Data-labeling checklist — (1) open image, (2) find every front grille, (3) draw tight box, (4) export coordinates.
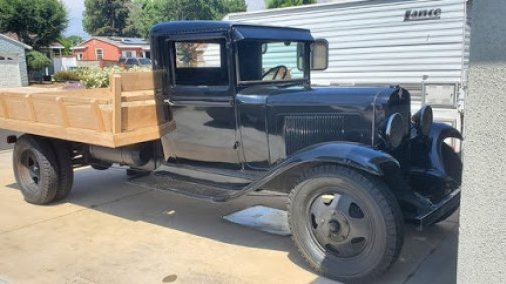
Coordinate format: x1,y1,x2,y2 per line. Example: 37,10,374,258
283,114,345,155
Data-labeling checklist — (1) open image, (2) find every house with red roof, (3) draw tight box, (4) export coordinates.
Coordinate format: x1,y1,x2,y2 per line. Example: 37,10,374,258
72,36,150,62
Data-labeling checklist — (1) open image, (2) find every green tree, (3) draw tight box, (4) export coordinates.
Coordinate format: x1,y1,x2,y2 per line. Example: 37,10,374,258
58,38,72,56
124,0,159,38
66,35,83,46
175,42,200,67
0,0,68,49
83,0,133,36
265,0,316,9
57,35,82,56
214,0,247,18
126,0,247,38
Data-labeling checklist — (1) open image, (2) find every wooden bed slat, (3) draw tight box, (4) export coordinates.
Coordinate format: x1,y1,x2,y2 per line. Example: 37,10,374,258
0,71,170,148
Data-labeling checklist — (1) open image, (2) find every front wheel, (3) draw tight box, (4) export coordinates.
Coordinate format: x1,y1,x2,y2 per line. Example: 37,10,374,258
288,165,404,283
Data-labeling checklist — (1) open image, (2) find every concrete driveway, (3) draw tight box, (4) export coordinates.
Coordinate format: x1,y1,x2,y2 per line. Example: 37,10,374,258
0,149,459,284
0,130,17,151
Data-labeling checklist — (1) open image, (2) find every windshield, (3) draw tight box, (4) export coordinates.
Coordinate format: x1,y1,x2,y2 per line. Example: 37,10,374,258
237,40,306,84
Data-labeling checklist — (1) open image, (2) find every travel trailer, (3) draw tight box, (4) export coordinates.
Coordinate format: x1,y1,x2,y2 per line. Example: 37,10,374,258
226,0,471,137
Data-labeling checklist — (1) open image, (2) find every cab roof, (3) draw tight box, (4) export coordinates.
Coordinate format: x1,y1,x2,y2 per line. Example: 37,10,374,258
150,21,314,42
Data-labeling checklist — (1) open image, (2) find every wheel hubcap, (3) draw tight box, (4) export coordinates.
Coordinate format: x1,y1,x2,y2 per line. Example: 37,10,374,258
309,192,371,258
21,151,41,185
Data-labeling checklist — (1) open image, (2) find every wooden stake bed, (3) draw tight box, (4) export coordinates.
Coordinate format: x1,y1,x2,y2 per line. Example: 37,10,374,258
0,72,173,148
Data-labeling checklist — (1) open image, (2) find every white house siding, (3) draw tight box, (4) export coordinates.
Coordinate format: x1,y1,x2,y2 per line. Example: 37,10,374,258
0,37,29,87
227,0,469,133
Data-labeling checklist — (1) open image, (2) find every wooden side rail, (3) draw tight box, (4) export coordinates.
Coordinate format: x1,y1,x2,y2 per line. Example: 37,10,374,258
0,71,169,148
111,74,122,134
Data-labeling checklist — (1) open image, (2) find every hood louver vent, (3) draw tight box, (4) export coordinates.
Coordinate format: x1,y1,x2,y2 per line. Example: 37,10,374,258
284,114,345,155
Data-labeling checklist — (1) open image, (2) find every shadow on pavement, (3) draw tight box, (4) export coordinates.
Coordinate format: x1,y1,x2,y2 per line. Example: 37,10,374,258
7,166,459,284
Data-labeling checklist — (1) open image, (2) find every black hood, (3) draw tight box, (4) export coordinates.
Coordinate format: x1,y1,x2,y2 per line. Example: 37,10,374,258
236,85,411,164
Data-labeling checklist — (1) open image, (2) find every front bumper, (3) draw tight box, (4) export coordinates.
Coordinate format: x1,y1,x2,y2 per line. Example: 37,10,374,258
411,187,461,230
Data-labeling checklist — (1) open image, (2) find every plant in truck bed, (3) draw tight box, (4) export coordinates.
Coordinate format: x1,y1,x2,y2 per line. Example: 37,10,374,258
77,66,151,89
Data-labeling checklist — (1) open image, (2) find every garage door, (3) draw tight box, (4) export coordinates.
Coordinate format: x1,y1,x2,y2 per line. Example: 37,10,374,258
0,54,21,88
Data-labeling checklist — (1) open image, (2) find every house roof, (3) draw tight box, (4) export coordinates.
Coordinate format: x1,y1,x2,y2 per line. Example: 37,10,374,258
48,42,64,49
73,36,149,50
0,34,32,50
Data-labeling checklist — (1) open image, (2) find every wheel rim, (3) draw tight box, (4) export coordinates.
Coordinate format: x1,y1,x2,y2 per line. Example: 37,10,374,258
308,189,372,258
19,150,41,185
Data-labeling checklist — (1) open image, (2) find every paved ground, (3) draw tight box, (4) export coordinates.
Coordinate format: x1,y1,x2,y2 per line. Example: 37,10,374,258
0,149,459,284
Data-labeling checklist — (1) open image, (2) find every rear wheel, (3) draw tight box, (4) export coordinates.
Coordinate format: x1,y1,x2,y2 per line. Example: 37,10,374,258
51,140,74,201
288,165,403,283
13,135,59,205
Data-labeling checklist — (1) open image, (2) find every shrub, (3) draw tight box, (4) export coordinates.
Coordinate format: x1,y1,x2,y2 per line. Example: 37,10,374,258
26,51,51,71
53,71,80,82
77,66,151,89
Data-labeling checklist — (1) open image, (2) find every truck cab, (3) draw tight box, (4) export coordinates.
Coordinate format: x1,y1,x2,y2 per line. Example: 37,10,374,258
8,21,462,282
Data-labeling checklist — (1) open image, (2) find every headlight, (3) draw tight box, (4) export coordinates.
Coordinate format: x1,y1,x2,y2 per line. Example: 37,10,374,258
412,106,433,136
385,113,404,148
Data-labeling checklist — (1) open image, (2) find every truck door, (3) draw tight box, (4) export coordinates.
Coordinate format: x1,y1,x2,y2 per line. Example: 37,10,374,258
162,38,240,168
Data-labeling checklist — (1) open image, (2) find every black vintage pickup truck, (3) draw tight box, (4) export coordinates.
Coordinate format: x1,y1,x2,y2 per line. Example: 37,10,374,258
7,21,462,282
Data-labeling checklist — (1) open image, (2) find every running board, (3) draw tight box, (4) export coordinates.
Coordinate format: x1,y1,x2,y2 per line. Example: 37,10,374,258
128,170,250,202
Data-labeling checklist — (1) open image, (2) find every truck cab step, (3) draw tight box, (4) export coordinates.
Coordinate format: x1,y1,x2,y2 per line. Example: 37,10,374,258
127,169,250,202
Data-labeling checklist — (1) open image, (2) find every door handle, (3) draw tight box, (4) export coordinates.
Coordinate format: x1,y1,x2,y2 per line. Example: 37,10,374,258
163,99,175,106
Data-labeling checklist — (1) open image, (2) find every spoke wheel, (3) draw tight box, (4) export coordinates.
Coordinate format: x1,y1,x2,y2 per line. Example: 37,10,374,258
288,165,403,283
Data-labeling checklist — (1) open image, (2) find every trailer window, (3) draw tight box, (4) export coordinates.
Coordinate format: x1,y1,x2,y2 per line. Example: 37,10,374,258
171,40,228,86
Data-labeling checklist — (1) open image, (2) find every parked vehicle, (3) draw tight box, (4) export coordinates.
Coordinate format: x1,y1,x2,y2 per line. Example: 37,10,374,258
118,57,152,68
1,21,462,282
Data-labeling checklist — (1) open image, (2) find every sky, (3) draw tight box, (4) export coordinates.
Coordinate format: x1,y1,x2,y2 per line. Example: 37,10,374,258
61,0,267,38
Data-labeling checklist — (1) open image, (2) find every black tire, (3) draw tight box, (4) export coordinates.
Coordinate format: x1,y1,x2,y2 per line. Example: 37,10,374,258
51,140,74,201
288,165,404,283
433,143,462,224
441,143,462,185
13,135,59,205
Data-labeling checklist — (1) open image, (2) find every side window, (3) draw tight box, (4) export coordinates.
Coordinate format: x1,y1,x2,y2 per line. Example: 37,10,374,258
126,58,136,65
0,55,14,61
95,48,104,60
172,40,228,86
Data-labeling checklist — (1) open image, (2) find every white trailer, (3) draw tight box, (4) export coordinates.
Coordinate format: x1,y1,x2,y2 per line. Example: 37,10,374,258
226,0,471,133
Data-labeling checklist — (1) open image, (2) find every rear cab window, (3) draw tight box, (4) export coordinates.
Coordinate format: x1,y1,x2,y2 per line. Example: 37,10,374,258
170,40,229,86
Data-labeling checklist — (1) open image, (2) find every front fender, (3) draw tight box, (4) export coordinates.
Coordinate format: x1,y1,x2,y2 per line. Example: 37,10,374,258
428,123,463,174
408,122,463,203
223,142,400,201
273,142,399,176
